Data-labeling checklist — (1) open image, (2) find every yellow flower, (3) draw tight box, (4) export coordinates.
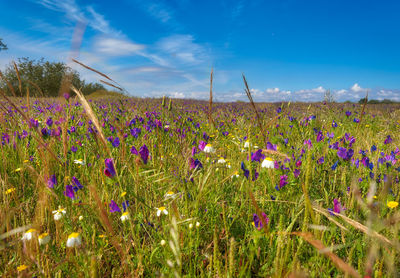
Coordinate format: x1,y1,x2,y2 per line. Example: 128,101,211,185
17,265,28,272
23,160,29,163
121,191,127,197
15,168,21,172
5,188,15,195
99,234,106,238
387,201,399,209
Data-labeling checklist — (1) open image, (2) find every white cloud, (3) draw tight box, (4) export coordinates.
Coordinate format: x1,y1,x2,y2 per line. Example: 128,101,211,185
169,92,185,98
95,37,145,56
266,87,280,94
351,83,364,92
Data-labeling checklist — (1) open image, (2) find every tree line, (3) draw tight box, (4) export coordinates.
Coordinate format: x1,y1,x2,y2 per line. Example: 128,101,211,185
0,56,105,97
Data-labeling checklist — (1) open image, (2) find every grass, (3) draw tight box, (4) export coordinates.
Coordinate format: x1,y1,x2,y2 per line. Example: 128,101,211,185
0,91,399,277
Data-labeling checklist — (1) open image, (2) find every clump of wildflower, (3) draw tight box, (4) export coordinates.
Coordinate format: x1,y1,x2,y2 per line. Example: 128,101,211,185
139,144,150,164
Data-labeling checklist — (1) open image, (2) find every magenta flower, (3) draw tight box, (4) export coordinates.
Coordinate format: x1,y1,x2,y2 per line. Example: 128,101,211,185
47,174,57,188
109,200,121,213
63,185,75,199
104,158,116,178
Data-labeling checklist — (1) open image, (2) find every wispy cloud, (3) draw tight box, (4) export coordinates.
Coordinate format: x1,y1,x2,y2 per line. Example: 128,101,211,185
94,37,145,56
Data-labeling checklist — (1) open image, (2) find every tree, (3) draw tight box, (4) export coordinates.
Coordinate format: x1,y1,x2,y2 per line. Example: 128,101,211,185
0,57,104,97
0,38,7,51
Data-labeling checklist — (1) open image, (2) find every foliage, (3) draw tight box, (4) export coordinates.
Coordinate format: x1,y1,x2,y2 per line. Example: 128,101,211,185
0,57,104,97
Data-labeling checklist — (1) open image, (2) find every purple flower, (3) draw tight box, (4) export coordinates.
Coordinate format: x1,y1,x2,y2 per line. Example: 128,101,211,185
47,174,57,188
294,169,301,178
331,160,339,170
71,146,78,152
63,92,70,100
72,176,83,190
253,212,269,230
130,128,141,138
64,185,75,199
384,135,393,145
104,158,116,177
337,147,353,160
122,200,129,212
139,144,149,164
279,175,288,188
345,111,351,117
109,200,121,213
112,137,120,148
316,131,324,142
332,121,338,127
130,146,138,155
198,141,207,151
191,146,198,156
353,118,360,123
251,149,265,162
46,117,53,127
266,142,277,151
189,158,203,170
241,162,249,179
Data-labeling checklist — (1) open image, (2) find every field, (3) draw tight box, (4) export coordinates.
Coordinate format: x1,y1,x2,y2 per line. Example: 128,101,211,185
1,93,400,277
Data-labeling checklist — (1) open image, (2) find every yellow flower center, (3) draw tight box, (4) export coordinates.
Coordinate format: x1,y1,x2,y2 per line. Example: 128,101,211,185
39,233,49,239
158,207,166,211
26,229,37,234
68,232,80,239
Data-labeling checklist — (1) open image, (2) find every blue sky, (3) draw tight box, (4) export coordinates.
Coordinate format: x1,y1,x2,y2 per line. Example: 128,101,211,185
1,0,400,102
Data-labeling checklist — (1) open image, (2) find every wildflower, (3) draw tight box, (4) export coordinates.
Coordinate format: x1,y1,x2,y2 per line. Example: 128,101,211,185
120,212,130,222
387,201,399,209
66,232,81,248
47,174,57,188
73,159,85,165
232,171,240,178
121,191,127,197
15,168,21,172
38,233,51,245
130,146,138,155
333,199,343,213
217,157,226,164
345,111,351,117
251,149,265,162
252,212,269,230
337,147,354,160
139,144,150,164
109,200,121,213
189,223,193,229
63,185,75,199
293,169,301,178
72,176,83,191
279,175,288,188
21,229,37,241
156,207,168,217
261,157,274,169
196,221,200,228
5,187,15,195
160,239,166,246
244,140,250,148
203,144,215,153
17,265,28,272
189,158,203,170
104,158,116,177
52,206,66,221
198,140,207,151
384,135,393,145
79,215,83,221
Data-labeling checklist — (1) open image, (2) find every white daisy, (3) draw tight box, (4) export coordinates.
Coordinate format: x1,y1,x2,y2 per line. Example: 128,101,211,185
52,206,66,221
66,232,81,248
120,212,130,222
203,144,215,153
244,140,250,148
21,229,37,241
38,233,51,245
261,158,275,169
156,207,168,217
73,159,85,165
217,157,226,164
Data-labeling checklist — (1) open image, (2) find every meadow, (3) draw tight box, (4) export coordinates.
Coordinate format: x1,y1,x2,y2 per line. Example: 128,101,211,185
0,90,399,277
